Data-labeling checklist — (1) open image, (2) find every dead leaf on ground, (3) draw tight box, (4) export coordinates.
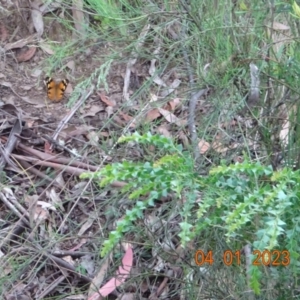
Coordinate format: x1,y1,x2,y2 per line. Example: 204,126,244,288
119,111,133,122
279,119,290,146
198,139,210,154
160,78,181,97
106,106,114,117
66,60,75,72
46,188,64,211
118,111,136,128
0,22,8,41
21,84,35,91
211,141,225,153
146,108,161,122
36,201,56,211
87,254,110,299
21,96,47,107
113,115,126,127
67,238,87,252
16,46,37,62
31,69,43,77
149,41,167,87
211,141,240,153
149,93,158,103
82,105,104,118
0,81,12,88
86,131,99,146
78,217,95,236
271,21,290,31
44,140,52,153
178,131,189,147
158,108,187,126
59,125,96,140
33,205,50,222
88,245,133,299
62,255,75,266
4,35,36,51
156,124,172,138
80,254,95,277
65,81,73,95
31,3,44,37
99,131,110,137
167,98,181,111
98,92,115,107
40,41,55,54
72,0,85,36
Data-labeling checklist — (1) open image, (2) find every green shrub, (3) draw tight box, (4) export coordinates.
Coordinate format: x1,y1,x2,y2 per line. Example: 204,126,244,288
81,132,300,294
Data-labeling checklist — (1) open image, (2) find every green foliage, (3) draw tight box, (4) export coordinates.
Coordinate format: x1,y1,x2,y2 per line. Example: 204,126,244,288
81,132,300,295
81,132,199,256
203,162,299,250
197,160,300,293
85,0,125,34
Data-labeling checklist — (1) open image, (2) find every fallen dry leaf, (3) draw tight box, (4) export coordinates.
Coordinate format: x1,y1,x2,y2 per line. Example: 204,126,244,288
178,130,189,147
0,22,8,42
98,92,115,107
168,97,181,111
119,111,133,122
33,205,49,222
21,96,47,107
99,131,110,137
40,42,55,54
31,4,44,36
31,68,43,77
4,35,36,51
21,84,34,91
66,60,75,72
82,105,104,118
36,201,56,211
44,140,52,153
160,78,181,97
86,131,99,146
211,141,225,153
158,108,187,126
149,42,167,87
88,246,133,299
146,108,161,122
271,21,290,31
78,217,95,236
157,124,172,138
106,106,114,117
62,255,75,266
46,188,64,211
198,139,210,154
80,254,95,277
211,141,240,154
16,46,36,62
88,255,110,299
67,238,87,252
113,115,126,127
65,81,73,95
72,0,85,36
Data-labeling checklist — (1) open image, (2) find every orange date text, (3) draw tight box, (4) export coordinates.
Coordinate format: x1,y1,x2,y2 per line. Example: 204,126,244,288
194,250,290,266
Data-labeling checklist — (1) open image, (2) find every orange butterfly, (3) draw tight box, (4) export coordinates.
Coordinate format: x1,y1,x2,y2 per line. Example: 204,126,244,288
44,77,69,102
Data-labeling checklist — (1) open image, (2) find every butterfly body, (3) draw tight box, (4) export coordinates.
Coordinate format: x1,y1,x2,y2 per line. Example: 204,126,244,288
44,77,69,102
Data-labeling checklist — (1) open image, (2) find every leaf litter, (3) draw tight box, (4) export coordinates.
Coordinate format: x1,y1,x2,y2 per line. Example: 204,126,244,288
0,1,285,299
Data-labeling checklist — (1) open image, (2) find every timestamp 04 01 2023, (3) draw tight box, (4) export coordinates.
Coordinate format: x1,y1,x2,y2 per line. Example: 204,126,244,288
194,250,290,267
